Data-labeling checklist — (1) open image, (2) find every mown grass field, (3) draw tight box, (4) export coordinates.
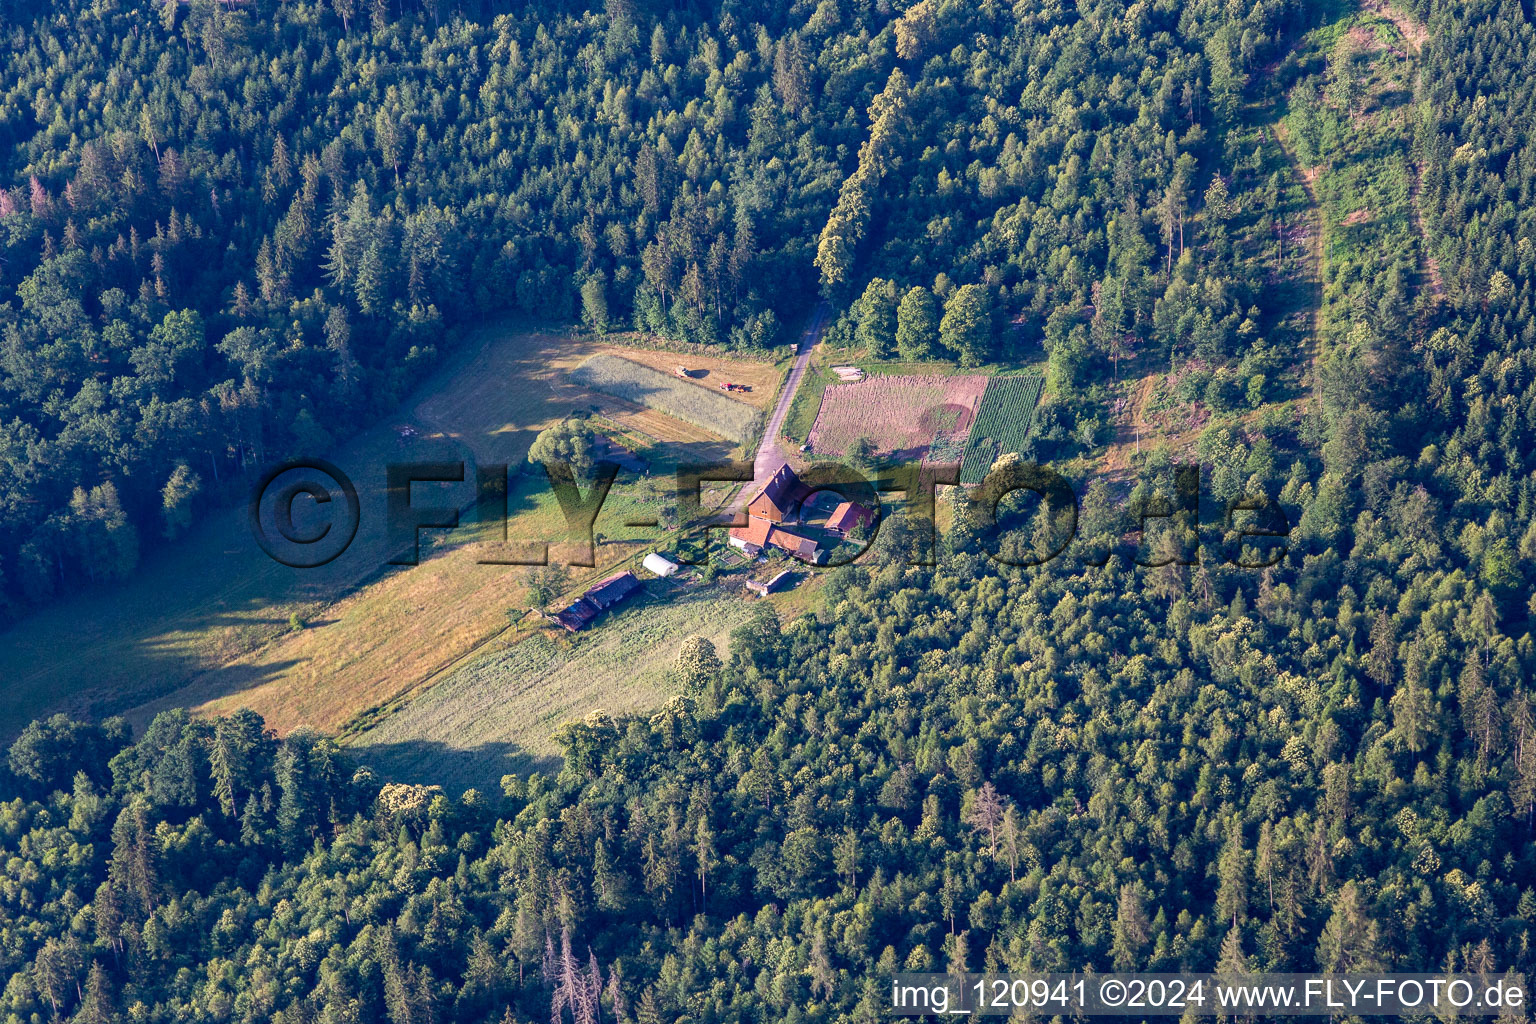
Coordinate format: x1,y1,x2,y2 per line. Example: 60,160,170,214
586,344,784,412
0,414,466,731
571,353,763,443
0,321,778,739
345,581,761,789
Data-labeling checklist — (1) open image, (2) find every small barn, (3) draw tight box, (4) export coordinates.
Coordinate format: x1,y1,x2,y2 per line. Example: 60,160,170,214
643,552,680,577
767,528,823,564
555,600,599,632
728,517,775,555
825,501,874,536
584,571,641,610
555,571,642,631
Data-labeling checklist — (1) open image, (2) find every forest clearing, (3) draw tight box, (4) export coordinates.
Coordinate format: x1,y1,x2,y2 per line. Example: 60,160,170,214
0,323,784,739
802,370,1051,482
5,0,1534,1018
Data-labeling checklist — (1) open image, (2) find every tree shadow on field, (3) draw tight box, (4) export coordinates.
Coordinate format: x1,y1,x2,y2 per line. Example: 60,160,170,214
118,657,307,732
346,737,561,795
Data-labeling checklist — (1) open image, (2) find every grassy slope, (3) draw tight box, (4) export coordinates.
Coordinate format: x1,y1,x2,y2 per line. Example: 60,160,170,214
0,322,777,736
344,580,762,790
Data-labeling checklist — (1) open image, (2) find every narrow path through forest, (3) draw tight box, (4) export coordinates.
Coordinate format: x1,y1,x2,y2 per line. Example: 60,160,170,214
1376,0,1446,307
1270,118,1326,395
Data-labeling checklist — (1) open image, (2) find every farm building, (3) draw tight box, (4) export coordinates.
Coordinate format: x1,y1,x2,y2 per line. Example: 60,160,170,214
555,571,643,631
732,464,823,562
585,571,641,610
746,464,806,524
770,530,822,563
825,501,874,536
642,552,680,577
727,517,775,555
728,520,823,563
554,601,599,632
746,569,793,597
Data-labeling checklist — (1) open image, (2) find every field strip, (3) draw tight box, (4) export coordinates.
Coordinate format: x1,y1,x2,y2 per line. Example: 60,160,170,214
572,353,761,442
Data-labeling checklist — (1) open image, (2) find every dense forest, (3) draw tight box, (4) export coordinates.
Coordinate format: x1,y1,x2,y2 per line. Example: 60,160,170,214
5,0,1536,1020
0,0,1310,611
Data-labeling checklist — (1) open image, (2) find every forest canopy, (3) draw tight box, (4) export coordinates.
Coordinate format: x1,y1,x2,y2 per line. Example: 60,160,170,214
2,0,1536,1021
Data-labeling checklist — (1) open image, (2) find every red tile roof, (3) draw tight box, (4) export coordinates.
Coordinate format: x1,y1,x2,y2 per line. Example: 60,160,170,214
826,501,873,534
768,527,821,562
729,517,775,550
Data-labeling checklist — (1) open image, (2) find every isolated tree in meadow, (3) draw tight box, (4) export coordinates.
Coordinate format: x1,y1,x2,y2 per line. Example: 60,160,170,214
895,286,939,361
528,564,572,609
529,419,598,477
676,635,721,690
847,435,876,469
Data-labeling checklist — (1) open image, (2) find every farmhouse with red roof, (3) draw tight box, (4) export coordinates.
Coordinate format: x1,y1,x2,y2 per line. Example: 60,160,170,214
731,465,824,563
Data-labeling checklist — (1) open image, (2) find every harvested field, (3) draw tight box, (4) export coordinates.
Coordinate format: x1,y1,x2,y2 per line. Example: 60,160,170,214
572,354,762,443
591,345,783,411
808,374,988,458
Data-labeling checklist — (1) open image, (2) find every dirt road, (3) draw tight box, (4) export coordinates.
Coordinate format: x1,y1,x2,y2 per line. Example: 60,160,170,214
746,301,828,495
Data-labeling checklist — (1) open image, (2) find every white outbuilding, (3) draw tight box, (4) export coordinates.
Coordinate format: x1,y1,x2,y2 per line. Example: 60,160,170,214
642,552,680,577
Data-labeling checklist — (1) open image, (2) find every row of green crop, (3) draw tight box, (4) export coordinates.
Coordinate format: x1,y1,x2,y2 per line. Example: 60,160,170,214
958,375,1044,483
